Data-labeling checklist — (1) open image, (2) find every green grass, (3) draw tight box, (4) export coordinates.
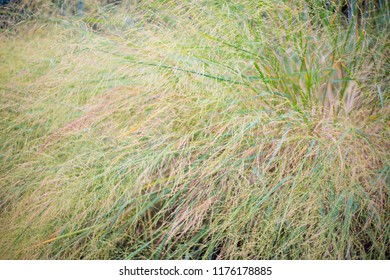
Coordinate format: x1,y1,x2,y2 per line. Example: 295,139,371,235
0,0,389,259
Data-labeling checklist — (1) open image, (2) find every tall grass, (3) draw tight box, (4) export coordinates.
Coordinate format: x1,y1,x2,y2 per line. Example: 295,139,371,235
0,0,388,259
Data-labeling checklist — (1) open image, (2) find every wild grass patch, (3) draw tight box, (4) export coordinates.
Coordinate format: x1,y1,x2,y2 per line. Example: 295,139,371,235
0,0,388,259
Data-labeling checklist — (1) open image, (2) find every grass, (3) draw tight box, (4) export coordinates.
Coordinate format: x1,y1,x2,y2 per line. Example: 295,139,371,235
0,0,389,259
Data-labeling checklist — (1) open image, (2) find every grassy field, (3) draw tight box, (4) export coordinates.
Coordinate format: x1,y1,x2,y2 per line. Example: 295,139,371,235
0,0,389,259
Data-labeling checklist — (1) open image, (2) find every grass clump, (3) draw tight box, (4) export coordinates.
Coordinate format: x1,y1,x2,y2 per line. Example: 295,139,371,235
0,0,389,259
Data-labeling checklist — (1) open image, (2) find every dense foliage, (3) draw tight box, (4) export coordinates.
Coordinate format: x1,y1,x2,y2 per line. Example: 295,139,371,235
0,0,388,259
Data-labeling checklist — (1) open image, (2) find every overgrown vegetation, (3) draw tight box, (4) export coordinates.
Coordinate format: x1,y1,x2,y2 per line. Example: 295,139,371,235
0,0,389,259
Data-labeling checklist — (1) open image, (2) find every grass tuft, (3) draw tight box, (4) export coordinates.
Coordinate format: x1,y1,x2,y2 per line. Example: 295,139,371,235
0,0,389,259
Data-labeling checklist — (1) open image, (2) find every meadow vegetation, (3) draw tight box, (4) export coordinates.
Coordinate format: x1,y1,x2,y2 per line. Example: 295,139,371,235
0,0,389,259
